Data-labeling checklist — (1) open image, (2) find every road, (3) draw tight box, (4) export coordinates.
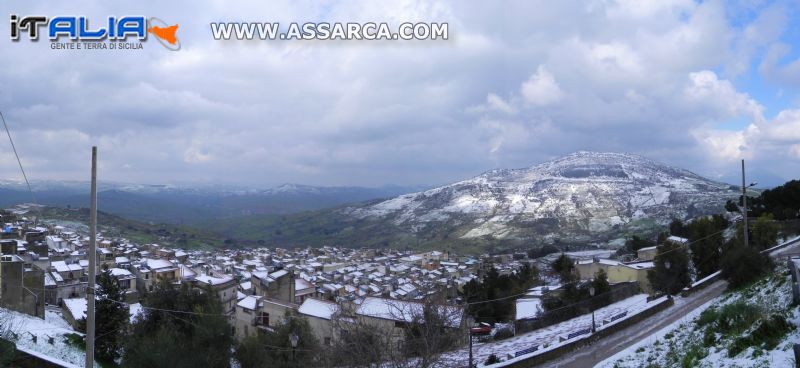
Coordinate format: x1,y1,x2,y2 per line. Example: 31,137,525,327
539,237,800,368
539,279,728,368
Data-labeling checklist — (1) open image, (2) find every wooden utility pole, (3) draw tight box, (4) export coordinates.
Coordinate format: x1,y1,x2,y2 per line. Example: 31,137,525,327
85,146,97,368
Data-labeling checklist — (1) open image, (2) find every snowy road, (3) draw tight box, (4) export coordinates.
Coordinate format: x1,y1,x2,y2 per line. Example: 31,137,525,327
535,279,728,368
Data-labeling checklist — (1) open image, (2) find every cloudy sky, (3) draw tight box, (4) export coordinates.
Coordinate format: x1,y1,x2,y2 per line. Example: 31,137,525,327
1,0,799,188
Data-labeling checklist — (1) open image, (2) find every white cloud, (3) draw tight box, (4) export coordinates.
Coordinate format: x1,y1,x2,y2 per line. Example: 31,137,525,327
0,0,797,187
520,65,564,106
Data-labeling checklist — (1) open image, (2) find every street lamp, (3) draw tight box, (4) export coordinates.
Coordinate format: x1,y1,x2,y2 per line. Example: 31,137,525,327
664,260,672,299
589,286,596,333
289,332,299,364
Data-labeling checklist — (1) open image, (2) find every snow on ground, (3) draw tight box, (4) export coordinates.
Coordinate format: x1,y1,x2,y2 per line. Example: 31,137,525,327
45,307,73,330
439,294,664,367
515,298,543,320
1,307,99,367
598,266,799,368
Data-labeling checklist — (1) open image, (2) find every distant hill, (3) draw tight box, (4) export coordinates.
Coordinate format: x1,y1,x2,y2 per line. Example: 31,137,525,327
0,180,426,224
205,152,743,252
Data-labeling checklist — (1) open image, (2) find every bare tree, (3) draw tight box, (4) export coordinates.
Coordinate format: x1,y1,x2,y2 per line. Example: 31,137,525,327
389,296,464,368
321,296,465,368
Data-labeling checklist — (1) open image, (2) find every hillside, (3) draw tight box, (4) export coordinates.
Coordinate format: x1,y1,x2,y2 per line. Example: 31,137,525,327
207,152,742,251
0,181,423,224
28,206,224,249
601,265,799,367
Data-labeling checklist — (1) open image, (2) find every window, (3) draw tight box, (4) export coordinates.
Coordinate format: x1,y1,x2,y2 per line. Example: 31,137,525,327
258,312,269,326
324,337,331,346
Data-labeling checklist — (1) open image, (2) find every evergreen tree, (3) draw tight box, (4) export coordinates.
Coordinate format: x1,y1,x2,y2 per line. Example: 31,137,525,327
94,267,130,364
590,269,611,308
751,213,779,250
687,217,724,279
647,241,690,295
122,281,233,368
551,253,576,284
721,242,773,289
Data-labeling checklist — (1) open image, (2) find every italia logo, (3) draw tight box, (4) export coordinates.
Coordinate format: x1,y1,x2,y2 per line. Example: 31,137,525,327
10,15,180,51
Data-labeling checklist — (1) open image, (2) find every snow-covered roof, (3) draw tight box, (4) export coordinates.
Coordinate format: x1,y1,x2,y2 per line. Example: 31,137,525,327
298,298,338,320
145,258,176,271
237,295,260,310
63,298,87,319
625,262,655,270
195,274,234,286
515,298,543,320
356,297,462,327
109,268,133,277
666,236,689,245
52,261,82,273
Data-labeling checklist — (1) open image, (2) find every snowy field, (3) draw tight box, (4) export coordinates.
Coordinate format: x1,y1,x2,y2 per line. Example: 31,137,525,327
1,307,98,367
598,266,800,368
438,294,667,367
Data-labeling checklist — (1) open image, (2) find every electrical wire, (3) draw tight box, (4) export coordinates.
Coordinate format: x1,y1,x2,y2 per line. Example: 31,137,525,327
0,111,41,224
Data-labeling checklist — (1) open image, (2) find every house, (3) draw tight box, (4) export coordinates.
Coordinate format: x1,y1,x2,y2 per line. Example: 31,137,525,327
109,268,138,302
193,274,238,314
298,298,338,346
233,295,299,340
134,258,179,293
252,269,295,303
294,278,316,304
354,297,465,346
637,246,657,261
575,258,655,293
0,254,45,318
46,260,87,305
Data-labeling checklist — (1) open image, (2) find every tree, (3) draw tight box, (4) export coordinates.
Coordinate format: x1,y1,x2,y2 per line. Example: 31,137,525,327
590,269,611,308
398,297,463,367
617,235,655,257
122,281,233,368
721,243,773,289
687,217,724,279
669,219,688,238
647,242,690,295
751,214,779,250
551,254,576,284
748,179,800,220
463,265,539,323
725,199,739,213
236,313,319,368
94,267,130,363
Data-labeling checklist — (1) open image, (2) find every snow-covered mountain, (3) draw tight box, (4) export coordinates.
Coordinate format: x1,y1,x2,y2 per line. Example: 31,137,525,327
343,152,741,244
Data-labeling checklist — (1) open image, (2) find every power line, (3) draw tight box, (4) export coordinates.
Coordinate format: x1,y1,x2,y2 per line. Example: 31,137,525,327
0,111,41,224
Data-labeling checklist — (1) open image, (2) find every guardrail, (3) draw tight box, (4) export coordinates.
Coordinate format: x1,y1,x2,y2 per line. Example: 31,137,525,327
498,297,673,368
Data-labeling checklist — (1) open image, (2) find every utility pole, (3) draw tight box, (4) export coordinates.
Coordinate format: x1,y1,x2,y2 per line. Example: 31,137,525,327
741,159,749,248
85,146,97,368
468,329,473,368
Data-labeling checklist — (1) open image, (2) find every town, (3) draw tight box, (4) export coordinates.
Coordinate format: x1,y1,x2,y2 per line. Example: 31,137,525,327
3,195,794,368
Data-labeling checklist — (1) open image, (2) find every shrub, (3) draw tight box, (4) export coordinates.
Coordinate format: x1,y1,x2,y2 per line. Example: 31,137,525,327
728,314,791,357
485,354,501,365
702,328,716,347
721,245,773,289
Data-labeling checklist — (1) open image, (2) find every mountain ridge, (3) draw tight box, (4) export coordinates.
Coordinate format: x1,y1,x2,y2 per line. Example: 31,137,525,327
208,152,742,251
